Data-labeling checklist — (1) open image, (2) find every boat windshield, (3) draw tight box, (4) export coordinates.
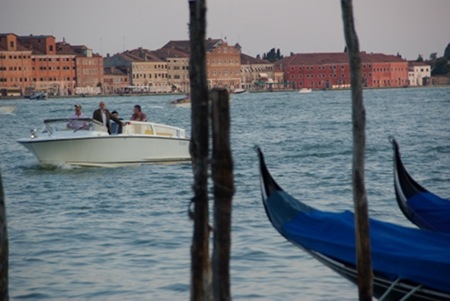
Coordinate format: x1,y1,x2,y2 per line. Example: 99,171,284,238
42,118,108,134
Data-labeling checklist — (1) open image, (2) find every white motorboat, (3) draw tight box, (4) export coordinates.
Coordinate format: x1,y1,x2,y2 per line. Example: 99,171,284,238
298,88,312,93
17,118,191,167
0,105,16,114
170,95,191,108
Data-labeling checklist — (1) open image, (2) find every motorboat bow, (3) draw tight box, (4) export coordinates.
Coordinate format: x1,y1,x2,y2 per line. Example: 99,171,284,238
17,118,191,167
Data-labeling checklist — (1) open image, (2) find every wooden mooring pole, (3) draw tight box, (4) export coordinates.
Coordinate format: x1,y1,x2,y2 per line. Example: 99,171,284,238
340,1,373,300
0,168,8,300
188,0,212,300
211,89,234,301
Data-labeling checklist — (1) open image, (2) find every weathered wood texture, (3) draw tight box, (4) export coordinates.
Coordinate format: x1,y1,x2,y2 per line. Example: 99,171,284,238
211,89,234,301
188,0,212,300
340,0,373,300
0,168,8,300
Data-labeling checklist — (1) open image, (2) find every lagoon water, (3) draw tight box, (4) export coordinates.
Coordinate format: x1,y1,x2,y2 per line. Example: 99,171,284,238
1,87,449,300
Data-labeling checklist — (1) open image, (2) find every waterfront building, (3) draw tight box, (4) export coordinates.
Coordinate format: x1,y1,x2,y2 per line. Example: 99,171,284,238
57,42,103,95
163,38,241,90
153,47,190,93
103,66,129,94
0,33,102,96
105,49,170,93
279,52,409,90
0,33,33,96
240,53,274,91
408,61,431,86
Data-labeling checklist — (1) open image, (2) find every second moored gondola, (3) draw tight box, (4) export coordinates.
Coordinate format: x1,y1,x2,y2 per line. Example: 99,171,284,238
390,137,450,233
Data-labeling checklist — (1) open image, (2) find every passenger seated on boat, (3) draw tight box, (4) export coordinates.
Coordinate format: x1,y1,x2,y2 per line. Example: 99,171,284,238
130,105,148,122
110,111,123,134
67,104,89,130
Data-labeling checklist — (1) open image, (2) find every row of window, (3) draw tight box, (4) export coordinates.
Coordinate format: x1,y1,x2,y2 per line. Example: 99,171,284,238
0,56,74,62
207,59,238,65
132,73,168,79
208,70,240,76
133,64,167,70
290,64,402,71
0,77,75,82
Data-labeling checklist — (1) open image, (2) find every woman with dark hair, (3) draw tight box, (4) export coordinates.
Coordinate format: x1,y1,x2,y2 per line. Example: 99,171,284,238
130,105,148,122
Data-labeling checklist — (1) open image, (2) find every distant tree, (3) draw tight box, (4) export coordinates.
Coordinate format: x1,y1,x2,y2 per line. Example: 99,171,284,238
344,46,348,53
396,52,402,58
256,54,261,60
416,54,424,62
290,52,294,56
431,57,450,76
444,43,450,60
267,48,276,62
429,52,438,61
259,48,284,62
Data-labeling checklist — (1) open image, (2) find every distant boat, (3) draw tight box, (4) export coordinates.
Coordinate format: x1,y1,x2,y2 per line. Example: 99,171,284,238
298,88,312,93
256,146,450,301
232,88,247,94
391,137,450,233
170,94,191,108
170,93,232,108
28,91,47,100
0,105,16,114
17,118,190,167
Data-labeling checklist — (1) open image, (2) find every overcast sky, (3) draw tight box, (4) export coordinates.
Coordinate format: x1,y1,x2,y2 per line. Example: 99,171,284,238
1,0,449,60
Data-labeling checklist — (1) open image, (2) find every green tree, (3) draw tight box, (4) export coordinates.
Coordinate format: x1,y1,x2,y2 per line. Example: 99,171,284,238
431,57,450,75
416,54,424,62
444,43,450,60
429,52,437,61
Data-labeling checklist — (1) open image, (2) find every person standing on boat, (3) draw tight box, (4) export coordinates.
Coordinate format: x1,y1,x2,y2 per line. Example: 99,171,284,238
110,110,123,134
67,103,88,129
130,105,148,122
93,101,124,134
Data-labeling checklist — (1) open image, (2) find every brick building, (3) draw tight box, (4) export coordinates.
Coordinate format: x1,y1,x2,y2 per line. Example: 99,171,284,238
57,43,104,95
18,35,76,96
163,38,241,90
0,33,33,96
1,33,104,96
280,52,409,90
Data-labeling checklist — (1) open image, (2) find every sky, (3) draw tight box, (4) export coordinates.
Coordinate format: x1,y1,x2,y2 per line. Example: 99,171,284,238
1,0,449,61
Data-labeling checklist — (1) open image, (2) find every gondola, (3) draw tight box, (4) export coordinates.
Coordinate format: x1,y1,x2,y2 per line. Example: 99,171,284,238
256,147,450,301
391,137,450,233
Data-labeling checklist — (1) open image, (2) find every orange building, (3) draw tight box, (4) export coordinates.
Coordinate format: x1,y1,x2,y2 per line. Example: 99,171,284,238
57,42,103,95
1,33,103,97
0,33,33,96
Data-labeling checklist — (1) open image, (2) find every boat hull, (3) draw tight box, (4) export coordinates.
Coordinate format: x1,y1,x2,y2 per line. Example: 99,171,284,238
18,135,191,167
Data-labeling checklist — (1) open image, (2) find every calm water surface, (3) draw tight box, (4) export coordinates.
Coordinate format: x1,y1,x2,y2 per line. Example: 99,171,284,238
1,87,449,300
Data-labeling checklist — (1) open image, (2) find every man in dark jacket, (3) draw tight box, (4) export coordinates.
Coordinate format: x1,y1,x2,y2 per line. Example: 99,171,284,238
92,101,124,134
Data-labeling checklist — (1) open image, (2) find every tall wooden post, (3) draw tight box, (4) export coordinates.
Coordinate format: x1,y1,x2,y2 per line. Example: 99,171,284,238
211,89,234,301
0,168,8,300
340,1,373,300
188,0,212,300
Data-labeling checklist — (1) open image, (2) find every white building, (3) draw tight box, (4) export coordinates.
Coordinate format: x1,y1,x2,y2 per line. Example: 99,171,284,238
408,62,431,86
